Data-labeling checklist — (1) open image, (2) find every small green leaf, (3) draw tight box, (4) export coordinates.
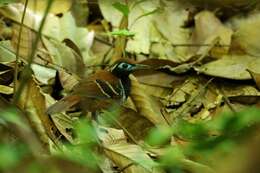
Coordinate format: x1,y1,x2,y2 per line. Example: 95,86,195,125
112,2,129,16
0,0,16,6
146,126,173,146
109,29,135,37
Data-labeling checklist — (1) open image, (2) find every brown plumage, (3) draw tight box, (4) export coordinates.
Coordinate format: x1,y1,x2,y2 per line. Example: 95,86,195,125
47,59,149,114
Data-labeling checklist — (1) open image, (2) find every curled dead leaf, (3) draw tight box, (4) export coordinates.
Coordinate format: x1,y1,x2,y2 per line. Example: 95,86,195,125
129,75,168,125
17,77,60,146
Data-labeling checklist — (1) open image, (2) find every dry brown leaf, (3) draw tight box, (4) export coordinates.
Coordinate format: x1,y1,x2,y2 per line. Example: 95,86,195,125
229,13,260,56
97,125,127,145
11,24,52,64
195,54,260,80
0,4,52,64
43,38,85,75
17,77,60,146
58,68,79,91
130,75,168,125
221,84,260,104
165,77,211,121
191,10,232,57
248,69,260,90
19,0,72,14
44,93,74,143
117,107,155,142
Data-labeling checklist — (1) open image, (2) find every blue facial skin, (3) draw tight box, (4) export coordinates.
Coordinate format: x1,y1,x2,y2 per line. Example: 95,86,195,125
111,62,136,78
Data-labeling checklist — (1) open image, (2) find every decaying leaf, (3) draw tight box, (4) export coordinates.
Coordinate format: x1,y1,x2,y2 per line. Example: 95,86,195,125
229,12,260,56
19,0,72,14
17,77,60,146
195,54,260,80
191,10,232,56
117,107,155,142
130,75,168,125
247,69,260,90
97,125,127,145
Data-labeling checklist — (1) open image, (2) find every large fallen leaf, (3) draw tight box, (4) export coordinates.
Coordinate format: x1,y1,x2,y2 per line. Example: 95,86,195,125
195,54,260,80
130,75,168,125
117,107,155,141
0,4,52,64
229,12,260,56
104,143,163,173
191,10,232,56
43,38,84,75
126,0,159,54
19,0,72,14
98,0,123,27
56,12,92,64
44,93,75,143
31,64,56,85
17,77,60,146
152,0,191,61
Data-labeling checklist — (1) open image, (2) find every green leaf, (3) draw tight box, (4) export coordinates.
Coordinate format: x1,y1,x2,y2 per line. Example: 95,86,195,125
109,29,135,37
112,2,129,16
0,144,27,170
0,0,15,6
146,126,173,146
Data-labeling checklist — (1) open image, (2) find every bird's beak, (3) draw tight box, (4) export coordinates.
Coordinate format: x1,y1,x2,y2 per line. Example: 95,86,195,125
132,64,151,71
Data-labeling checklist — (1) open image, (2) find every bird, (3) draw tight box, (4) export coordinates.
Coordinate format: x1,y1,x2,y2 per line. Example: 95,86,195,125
46,59,149,114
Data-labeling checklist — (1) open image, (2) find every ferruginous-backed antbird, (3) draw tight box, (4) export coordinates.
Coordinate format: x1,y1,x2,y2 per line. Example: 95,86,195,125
46,59,149,114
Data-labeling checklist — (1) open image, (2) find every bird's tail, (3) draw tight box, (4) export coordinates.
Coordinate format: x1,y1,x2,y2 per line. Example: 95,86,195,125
46,95,80,114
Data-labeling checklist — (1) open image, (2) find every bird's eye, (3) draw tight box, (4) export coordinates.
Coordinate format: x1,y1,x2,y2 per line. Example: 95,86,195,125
118,62,129,69
122,63,128,68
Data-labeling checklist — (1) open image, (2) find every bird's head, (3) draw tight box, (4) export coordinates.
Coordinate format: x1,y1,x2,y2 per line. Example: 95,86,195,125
111,59,150,78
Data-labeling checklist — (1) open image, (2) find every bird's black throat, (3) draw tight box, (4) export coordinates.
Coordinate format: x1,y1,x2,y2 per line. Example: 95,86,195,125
120,77,131,99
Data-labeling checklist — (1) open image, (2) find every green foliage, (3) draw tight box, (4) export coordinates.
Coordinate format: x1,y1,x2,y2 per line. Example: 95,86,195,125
160,147,185,165
109,29,135,37
0,0,16,6
0,143,27,170
145,107,260,171
61,120,100,170
112,2,129,17
0,108,29,131
146,125,173,146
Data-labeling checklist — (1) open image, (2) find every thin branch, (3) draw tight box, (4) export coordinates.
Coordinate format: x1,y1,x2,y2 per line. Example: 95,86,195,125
13,0,29,96
13,0,54,104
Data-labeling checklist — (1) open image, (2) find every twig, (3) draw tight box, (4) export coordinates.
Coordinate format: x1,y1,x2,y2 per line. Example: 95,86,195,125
218,87,237,113
13,0,29,96
13,0,54,104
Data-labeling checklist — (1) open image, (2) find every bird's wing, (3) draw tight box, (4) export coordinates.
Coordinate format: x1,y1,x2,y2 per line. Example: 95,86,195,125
46,95,80,114
73,70,124,100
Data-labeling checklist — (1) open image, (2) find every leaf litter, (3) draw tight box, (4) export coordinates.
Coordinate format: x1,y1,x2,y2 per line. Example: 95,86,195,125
0,0,260,173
